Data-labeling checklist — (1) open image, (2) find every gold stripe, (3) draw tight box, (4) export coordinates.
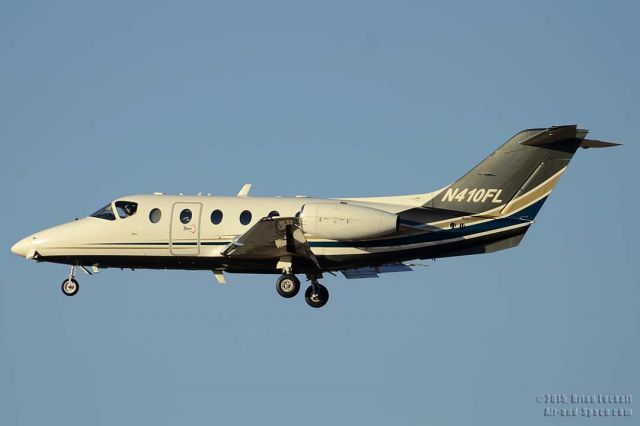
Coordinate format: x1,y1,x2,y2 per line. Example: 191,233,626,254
499,169,565,215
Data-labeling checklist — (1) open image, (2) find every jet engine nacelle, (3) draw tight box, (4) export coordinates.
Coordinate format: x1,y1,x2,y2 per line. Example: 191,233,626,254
300,203,399,240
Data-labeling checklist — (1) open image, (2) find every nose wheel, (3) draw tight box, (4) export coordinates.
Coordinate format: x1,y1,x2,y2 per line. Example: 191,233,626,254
62,278,79,296
61,265,80,296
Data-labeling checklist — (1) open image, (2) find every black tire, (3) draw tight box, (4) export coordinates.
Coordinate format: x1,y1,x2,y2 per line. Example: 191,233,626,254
304,283,329,308
276,274,300,298
61,278,79,296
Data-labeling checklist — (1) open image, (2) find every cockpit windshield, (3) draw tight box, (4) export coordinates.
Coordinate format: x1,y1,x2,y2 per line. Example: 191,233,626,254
90,204,116,221
90,201,138,221
115,201,138,219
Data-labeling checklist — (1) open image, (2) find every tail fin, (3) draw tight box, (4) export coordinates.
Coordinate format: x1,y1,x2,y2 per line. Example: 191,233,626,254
427,125,619,218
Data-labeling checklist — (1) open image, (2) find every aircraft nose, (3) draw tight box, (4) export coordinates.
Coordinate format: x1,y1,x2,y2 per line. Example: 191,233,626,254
11,237,31,257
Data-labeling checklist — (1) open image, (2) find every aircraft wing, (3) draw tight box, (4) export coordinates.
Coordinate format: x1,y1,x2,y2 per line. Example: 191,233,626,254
221,217,320,268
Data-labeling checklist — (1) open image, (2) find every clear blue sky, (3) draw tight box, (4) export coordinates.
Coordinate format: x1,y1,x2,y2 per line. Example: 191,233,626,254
1,1,638,424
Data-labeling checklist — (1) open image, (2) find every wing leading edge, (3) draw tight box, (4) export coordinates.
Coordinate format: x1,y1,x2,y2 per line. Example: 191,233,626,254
221,217,320,269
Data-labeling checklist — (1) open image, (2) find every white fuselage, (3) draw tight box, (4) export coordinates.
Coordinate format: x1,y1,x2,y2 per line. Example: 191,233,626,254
10,192,446,271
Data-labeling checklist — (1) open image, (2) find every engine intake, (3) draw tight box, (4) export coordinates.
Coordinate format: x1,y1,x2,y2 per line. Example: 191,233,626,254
300,203,399,241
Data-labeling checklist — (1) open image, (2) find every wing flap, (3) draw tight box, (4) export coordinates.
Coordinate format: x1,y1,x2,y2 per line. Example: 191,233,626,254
341,263,413,279
342,268,379,279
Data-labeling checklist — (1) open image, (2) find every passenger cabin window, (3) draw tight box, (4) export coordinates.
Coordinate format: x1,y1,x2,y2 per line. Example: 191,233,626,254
180,209,192,224
115,201,138,219
90,204,116,221
149,208,162,223
211,209,223,225
268,210,280,218
240,210,252,225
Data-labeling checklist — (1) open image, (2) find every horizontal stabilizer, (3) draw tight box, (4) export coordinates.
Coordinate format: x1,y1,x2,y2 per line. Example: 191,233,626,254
580,139,622,149
517,126,622,149
519,125,582,147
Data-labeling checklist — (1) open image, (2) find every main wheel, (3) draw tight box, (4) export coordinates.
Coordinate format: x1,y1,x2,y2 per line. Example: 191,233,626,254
62,278,79,296
276,274,300,298
304,283,329,308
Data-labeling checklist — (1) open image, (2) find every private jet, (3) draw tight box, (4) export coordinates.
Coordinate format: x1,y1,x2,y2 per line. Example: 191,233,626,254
11,125,619,308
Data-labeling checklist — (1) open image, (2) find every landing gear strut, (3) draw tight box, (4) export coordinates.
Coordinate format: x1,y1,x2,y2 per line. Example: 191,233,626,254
304,275,329,308
62,265,79,296
276,274,300,298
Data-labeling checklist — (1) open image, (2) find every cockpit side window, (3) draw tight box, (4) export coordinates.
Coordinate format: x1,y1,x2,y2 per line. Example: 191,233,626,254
115,201,138,219
90,204,116,221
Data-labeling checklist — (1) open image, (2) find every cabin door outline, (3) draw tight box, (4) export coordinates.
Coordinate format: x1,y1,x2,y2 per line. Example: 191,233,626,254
170,202,202,256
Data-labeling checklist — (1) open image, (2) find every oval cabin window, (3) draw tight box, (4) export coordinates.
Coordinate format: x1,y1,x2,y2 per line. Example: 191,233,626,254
149,208,162,223
211,209,223,225
180,209,192,224
239,210,252,225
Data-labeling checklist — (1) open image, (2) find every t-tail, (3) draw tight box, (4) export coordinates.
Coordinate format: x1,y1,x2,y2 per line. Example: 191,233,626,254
425,125,620,221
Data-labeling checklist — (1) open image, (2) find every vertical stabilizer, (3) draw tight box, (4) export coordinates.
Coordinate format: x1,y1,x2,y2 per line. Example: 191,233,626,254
426,125,588,217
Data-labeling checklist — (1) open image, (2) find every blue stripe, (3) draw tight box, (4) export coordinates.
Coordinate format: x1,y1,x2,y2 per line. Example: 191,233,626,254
309,197,546,248
90,197,547,249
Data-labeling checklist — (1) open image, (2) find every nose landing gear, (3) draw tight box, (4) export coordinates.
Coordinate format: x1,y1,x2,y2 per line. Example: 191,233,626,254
61,265,81,296
62,278,79,296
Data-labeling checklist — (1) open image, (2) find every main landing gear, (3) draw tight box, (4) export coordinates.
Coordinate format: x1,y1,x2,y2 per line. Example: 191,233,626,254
275,273,329,308
62,265,80,296
304,279,329,309
276,274,300,298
